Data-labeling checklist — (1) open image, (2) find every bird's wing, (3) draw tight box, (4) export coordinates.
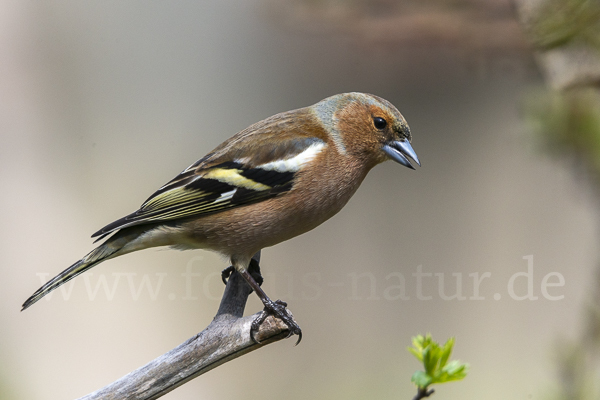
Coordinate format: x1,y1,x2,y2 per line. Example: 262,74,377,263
92,133,326,239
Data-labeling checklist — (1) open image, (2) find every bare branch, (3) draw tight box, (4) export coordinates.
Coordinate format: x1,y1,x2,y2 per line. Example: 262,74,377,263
264,0,529,52
78,254,292,400
412,387,435,400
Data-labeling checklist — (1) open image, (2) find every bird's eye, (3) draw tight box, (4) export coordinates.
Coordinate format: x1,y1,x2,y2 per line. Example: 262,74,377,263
373,117,387,130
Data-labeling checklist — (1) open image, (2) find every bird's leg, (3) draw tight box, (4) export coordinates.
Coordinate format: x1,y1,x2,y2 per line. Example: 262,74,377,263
222,253,264,285
238,265,302,345
246,257,264,286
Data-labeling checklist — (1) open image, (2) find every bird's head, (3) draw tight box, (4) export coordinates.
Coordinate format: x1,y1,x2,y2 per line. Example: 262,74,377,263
311,92,420,169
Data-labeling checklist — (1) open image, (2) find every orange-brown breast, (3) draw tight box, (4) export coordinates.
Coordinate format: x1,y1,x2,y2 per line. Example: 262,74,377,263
180,123,372,258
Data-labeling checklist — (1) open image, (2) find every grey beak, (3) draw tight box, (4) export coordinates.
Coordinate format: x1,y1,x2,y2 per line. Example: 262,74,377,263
383,140,421,169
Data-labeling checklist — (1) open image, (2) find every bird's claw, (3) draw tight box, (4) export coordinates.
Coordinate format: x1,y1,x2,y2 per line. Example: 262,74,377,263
250,299,302,345
221,266,235,285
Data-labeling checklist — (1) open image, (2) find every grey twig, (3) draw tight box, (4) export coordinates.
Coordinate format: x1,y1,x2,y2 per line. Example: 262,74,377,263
78,252,292,400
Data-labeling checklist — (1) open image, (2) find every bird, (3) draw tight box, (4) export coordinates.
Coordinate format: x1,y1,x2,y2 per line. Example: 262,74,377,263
21,92,420,343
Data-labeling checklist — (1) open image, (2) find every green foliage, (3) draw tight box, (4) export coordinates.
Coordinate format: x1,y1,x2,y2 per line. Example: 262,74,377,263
408,334,468,389
528,0,600,50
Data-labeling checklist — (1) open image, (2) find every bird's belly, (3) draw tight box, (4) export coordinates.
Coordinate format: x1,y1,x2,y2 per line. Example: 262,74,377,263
180,181,359,257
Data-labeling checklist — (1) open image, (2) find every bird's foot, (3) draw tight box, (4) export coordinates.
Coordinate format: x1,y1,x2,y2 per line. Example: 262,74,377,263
251,298,302,345
221,266,235,285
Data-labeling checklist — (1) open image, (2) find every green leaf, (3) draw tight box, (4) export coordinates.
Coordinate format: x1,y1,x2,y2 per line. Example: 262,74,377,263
407,334,469,388
408,334,429,362
441,361,469,381
411,370,432,388
407,346,423,362
422,345,438,376
438,337,454,369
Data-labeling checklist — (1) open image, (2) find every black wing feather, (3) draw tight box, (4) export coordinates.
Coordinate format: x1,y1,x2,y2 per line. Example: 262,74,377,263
92,163,297,237
91,136,324,238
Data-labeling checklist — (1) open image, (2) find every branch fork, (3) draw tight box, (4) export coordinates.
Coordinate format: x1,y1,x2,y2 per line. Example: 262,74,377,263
79,252,295,400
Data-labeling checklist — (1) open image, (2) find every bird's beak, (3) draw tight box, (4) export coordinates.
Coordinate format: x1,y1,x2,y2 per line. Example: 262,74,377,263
383,140,421,169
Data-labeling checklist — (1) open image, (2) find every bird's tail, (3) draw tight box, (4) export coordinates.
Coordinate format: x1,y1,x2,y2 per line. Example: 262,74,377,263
21,236,127,311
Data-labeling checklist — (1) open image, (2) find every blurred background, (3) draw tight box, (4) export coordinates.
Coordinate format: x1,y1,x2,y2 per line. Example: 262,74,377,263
2,0,600,399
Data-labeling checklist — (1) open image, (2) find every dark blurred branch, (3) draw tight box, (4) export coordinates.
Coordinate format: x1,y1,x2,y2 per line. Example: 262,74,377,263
264,0,529,52
412,387,435,400
77,252,292,400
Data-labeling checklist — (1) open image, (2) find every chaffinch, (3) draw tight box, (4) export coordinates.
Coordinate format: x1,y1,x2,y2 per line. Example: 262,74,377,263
22,92,420,342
